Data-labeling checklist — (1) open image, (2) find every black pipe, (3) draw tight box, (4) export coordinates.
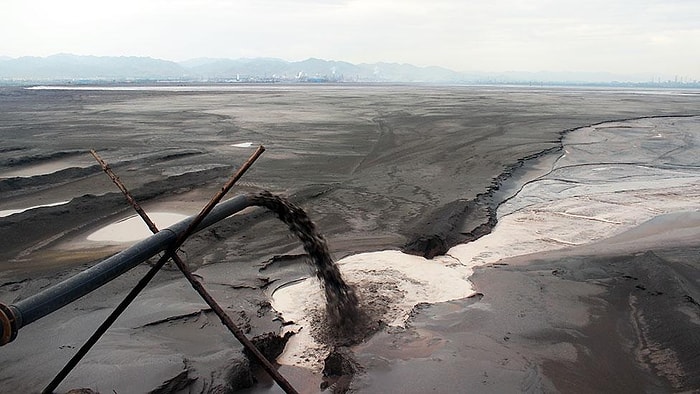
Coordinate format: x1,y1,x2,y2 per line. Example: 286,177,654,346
0,194,252,345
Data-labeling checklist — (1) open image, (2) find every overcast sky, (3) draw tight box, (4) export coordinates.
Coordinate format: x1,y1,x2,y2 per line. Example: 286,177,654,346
2,0,699,78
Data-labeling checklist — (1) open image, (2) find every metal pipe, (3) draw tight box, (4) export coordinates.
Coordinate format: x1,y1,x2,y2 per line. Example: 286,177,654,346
0,194,252,346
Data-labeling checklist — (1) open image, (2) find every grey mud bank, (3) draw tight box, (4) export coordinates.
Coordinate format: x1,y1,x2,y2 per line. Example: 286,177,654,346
0,85,698,392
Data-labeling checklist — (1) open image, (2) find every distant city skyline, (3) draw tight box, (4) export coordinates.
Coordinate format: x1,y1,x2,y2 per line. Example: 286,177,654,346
3,0,699,80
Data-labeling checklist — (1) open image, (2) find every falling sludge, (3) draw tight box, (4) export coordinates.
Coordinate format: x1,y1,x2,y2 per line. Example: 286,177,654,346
248,191,361,333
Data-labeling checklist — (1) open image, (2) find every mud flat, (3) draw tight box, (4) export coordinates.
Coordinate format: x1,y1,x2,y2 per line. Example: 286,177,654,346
0,85,699,392
313,115,700,393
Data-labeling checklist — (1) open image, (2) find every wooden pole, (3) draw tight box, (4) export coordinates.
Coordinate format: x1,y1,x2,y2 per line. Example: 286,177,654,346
45,147,298,394
89,150,159,234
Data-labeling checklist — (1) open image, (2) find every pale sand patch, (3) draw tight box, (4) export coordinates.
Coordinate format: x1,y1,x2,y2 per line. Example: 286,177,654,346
272,251,475,369
0,157,94,179
0,200,70,218
86,212,189,243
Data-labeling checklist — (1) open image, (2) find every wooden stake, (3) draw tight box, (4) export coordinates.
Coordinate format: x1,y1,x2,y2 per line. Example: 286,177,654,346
45,147,298,394
90,149,159,234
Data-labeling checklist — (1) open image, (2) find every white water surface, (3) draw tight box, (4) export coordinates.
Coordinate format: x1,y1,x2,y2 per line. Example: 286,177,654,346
87,212,189,243
231,142,254,148
0,201,71,218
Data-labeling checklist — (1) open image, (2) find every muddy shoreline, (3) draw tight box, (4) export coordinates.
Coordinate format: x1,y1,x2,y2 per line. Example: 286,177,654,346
1,85,699,392
404,113,700,259
341,115,700,392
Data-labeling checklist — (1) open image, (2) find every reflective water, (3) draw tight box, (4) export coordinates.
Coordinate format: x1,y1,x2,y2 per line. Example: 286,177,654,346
87,212,189,242
231,142,254,148
0,201,70,217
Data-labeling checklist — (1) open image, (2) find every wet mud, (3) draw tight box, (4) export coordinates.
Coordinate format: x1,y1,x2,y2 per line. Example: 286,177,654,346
1,85,699,392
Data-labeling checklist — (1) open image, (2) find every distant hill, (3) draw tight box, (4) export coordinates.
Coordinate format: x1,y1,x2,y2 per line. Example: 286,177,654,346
0,54,694,86
0,54,188,80
186,57,299,79
0,54,465,83
180,57,463,82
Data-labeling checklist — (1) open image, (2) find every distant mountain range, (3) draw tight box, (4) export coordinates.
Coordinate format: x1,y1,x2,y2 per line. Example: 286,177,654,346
0,54,186,81
0,54,466,83
0,53,695,86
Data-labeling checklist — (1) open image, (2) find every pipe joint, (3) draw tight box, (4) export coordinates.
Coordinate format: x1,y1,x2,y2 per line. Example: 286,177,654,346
0,303,20,346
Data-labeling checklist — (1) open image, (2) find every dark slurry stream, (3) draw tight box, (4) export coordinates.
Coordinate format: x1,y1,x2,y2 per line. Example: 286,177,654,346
249,191,361,333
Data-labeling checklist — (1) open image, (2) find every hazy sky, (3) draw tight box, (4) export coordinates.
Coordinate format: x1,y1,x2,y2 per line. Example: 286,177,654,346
2,0,699,78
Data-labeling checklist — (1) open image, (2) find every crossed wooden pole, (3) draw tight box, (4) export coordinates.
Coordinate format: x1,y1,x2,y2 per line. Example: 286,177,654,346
42,147,298,394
